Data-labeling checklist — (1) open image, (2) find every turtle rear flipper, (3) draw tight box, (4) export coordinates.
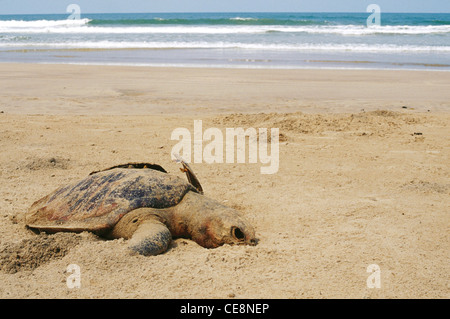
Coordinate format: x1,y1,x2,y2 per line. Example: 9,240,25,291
172,154,203,194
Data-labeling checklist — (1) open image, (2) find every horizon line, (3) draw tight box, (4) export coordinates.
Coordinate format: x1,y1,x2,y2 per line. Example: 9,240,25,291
1,11,449,15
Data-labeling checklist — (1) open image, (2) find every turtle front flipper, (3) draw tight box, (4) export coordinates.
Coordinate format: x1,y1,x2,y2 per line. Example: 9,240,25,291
128,220,171,256
107,208,172,256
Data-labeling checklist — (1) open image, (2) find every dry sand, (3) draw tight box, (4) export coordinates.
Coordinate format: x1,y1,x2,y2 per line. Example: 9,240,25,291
0,63,448,298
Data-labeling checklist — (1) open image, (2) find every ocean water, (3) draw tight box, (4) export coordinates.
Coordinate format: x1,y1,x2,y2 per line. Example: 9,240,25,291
0,12,449,70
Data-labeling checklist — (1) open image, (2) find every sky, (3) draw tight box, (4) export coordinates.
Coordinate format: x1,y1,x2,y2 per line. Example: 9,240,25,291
0,0,449,15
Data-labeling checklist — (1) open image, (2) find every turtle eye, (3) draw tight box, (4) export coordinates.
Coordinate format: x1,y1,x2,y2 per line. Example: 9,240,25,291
231,227,245,241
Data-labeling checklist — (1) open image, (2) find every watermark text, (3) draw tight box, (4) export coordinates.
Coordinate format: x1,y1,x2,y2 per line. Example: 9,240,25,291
171,120,279,174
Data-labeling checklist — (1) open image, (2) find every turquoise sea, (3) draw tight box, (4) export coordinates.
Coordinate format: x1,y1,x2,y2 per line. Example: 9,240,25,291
0,12,449,70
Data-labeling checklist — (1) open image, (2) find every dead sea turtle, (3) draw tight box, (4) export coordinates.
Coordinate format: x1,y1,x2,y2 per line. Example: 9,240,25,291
25,159,256,256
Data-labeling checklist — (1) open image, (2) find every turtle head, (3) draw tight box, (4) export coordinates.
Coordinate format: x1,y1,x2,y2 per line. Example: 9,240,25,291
198,209,257,248
175,192,257,248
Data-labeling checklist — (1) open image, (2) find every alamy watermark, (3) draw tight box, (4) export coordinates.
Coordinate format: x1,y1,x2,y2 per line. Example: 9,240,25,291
66,4,81,20
366,264,381,288
171,120,279,174
66,264,81,289
366,4,381,27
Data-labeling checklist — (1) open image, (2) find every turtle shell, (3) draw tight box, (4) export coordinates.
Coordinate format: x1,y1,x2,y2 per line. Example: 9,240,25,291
26,167,197,234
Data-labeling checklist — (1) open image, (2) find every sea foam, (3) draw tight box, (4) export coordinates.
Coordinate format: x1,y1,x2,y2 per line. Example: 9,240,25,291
1,19,449,35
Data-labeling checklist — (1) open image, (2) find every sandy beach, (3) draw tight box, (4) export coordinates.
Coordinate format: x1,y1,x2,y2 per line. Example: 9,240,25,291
0,63,449,298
